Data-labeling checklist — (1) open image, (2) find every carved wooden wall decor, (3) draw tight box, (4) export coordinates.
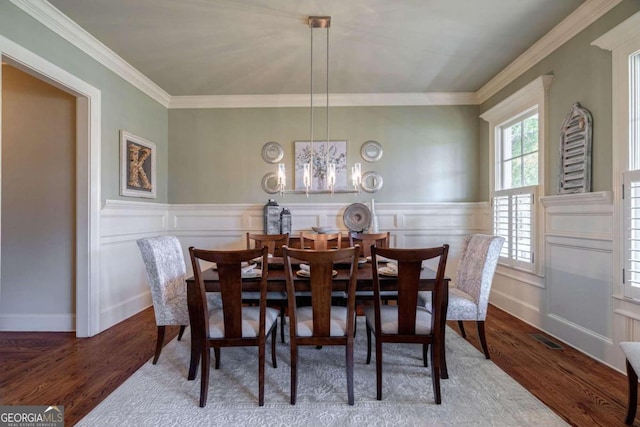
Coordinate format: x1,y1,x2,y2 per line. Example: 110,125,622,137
559,102,592,194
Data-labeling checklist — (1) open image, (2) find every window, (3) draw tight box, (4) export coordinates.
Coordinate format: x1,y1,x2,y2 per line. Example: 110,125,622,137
481,76,551,273
623,50,640,300
593,12,640,302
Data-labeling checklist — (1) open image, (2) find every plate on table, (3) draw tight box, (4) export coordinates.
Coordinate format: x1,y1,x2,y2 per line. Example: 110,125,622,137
366,255,393,263
242,270,262,279
358,258,367,265
378,266,398,277
296,269,338,277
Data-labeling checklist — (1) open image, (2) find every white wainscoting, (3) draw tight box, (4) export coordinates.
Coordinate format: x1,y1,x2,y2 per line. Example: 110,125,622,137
491,192,618,369
97,200,488,333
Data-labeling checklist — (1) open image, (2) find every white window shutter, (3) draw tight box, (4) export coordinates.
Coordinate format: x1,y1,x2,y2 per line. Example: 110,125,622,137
624,170,640,300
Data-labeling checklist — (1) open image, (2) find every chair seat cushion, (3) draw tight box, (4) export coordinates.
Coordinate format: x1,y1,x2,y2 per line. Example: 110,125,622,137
418,287,479,321
364,305,432,335
241,291,288,301
208,306,279,338
621,342,640,377
294,306,349,337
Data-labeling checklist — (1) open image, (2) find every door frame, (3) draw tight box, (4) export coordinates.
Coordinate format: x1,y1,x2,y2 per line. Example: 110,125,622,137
0,35,101,337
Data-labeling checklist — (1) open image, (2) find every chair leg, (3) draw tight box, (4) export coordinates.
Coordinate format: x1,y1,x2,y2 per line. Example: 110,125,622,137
458,320,466,338
177,325,187,341
626,359,638,425
477,321,490,359
290,344,298,405
271,322,278,369
431,338,442,404
199,346,210,407
366,322,372,365
423,343,429,367
346,341,354,405
153,326,166,365
214,347,221,369
375,337,383,400
259,333,266,406
188,343,200,380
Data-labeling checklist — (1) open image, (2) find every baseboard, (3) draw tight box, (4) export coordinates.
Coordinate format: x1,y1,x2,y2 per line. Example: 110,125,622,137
99,291,152,332
0,313,75,331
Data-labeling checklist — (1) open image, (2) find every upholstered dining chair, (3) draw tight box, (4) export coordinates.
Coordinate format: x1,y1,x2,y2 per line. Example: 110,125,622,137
300,231,342,250
419,234,504,360
365,245,449,403
245,232,289,343
188,246,278,407
282,245,360,405
620,342,640,424
136,235,190,365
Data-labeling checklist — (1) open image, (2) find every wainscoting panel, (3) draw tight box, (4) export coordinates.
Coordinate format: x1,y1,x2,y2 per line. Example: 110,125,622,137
96,200,488,333
537,192,616,367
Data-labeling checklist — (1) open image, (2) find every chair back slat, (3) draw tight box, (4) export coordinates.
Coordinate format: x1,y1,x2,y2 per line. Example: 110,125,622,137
349,231,390,258
300,231,342,250
247,233,289,256
283,246,359,338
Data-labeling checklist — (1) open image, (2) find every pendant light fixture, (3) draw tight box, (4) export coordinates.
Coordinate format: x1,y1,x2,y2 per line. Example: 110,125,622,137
276,16,361,196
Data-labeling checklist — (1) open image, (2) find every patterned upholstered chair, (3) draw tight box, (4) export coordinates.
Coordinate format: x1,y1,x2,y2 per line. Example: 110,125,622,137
137,235,191,365
419,234,504,360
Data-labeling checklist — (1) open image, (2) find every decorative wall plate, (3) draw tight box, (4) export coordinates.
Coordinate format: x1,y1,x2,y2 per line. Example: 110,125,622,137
343,203,372,232
261,141,284,163
361,171,383,193
261,172,279,194
361,140,383,162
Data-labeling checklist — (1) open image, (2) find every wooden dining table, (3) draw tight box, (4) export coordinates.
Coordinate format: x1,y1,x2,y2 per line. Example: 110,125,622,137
185,258,450,380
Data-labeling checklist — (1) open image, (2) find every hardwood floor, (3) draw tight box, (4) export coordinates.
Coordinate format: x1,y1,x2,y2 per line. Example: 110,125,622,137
0,304,632,426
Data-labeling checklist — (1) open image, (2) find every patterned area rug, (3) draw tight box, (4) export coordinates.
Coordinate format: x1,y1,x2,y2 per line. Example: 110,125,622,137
78,319,567,426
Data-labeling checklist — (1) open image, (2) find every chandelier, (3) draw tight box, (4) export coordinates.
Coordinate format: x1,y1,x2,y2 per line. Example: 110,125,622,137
277,16,361,196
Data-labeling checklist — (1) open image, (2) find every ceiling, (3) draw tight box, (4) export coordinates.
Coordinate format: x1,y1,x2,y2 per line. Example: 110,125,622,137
46,0,586,98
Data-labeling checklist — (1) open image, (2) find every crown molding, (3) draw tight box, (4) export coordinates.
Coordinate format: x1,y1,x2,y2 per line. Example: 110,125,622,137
480,75,553,123
10,0,171,107
592,10,640,50
169,92,479,109
476,0,623,104
12,0,621,109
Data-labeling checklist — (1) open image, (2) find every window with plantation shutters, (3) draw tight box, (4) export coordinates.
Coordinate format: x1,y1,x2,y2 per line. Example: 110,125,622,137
481,75,549,275
494,187,536,269
623,51,640,301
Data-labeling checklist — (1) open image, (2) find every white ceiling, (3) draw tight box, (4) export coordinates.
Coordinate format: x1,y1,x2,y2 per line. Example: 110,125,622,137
45,0,587,99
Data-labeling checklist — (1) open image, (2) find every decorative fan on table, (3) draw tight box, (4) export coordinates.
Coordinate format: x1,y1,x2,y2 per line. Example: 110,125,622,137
343,203,371,232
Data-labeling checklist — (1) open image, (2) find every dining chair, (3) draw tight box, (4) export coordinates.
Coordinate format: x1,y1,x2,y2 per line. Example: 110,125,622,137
365,244,449,403
245,232,289,343
282,245,360,405
136,235,191,365
188,246,278,407
300,231,342,250
620,342,640,424
419,234,504,360
348,231,395,302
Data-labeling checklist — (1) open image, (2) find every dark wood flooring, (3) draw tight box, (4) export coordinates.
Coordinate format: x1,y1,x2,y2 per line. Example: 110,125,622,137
0,305,632,426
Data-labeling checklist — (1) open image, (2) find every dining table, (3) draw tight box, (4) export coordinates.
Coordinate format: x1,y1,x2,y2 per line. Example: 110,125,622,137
185,257,450,380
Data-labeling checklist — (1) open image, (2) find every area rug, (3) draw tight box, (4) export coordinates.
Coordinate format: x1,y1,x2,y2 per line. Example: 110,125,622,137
77,319,567,426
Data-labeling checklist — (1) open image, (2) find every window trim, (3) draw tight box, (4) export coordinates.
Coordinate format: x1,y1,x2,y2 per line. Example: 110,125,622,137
481,75,552,276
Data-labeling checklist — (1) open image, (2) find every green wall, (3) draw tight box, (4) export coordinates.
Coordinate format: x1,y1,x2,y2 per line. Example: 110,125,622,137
0,2,168,202
168,105,480,204
478,0,640,200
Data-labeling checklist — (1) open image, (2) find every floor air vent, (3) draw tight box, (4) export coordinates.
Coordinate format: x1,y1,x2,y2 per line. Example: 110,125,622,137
529,334,563,350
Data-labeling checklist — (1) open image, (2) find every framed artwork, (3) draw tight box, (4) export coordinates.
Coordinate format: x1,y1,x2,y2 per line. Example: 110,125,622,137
294,140,347,191
120,130,157,198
